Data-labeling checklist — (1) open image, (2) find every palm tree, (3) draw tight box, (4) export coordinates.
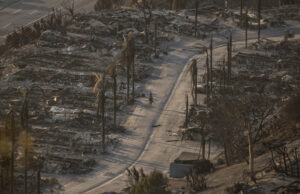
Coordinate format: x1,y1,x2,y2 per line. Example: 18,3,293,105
106,61,119,128
92,73,107,153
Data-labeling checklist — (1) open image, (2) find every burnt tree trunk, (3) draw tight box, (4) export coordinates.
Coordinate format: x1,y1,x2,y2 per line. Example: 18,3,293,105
228,32,232,82
154,18,158,58
127,62,130,104
240,0,244,25
113,68,117,127
9,111,15,194
257,0,262,42
206,53,209,104
207,138,211,160
245,7,248,48
21,99,29,194
195,0,198,38
37,163,41,194
185,95,189,128
194,66,198,106
201,133,206,160
210,34,213,96
0,167,3,193
248,132,255,182
206,53,210,104
224,142,230,166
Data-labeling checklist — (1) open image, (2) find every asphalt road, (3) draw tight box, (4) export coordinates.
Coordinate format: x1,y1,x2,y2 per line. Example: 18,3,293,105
0,0,97,43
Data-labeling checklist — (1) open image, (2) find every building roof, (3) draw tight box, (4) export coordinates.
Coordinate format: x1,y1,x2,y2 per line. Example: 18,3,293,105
174,152,199,164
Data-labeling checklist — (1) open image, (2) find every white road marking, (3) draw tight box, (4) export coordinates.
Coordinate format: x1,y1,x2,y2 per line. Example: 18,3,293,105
13,9,21,14
2,23,11,29
30,10,39,15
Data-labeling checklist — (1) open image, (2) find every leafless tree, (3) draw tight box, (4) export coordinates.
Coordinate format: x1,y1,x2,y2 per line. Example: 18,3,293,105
132,0,153,44
218,87,276,181
62,0,75,17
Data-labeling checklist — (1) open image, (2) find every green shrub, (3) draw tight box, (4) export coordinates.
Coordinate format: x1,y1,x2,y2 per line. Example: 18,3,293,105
129,169,171,194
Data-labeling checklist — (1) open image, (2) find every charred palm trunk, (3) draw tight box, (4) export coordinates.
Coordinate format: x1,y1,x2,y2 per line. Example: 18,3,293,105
201,133,206,159
0,167,3,193
195,0,198,38
245,7,248,48
240,0,244,25
206,53,209,104
154,18,158,57
101,90,106,153
131,57,135,103
9,111,15,194
208,138,211,160
248,132,255,182
228,32,232,83
194,66,198,106
37,162,41,194
113,69,117,127
210,34,213,96
144,13,149,44
185,95,189,128
257,0,262,42
223,59,226,88
127,62,130,104
21,99,29,194
224,142,230,166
